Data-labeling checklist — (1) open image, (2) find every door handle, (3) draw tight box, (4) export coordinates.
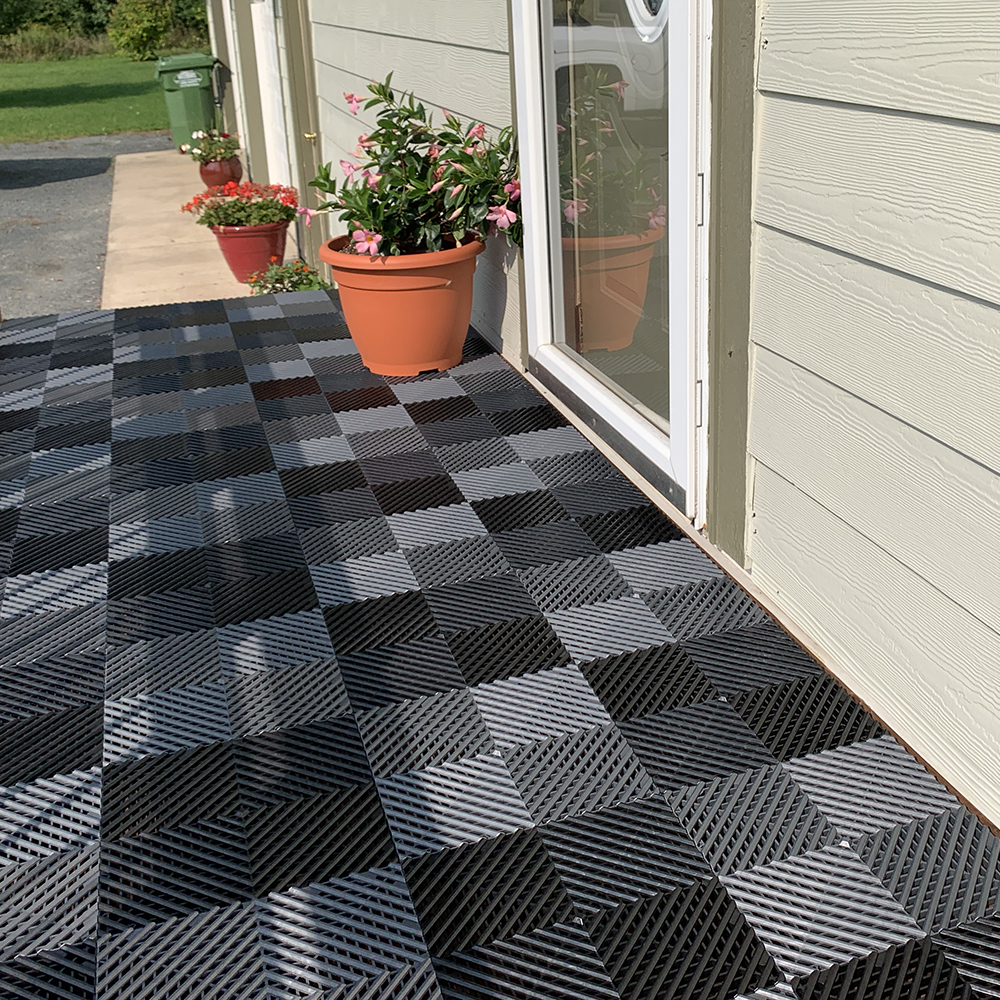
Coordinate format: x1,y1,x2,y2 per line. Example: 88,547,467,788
303,132,317,142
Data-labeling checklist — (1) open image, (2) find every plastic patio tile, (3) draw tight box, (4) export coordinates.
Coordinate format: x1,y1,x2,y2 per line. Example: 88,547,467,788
0,292,995,1000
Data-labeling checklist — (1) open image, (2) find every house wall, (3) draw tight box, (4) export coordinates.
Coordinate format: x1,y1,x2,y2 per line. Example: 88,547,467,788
306,0,523,360
746,0,1000,824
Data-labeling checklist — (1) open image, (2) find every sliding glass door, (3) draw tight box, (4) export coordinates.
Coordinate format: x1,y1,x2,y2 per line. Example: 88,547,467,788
512,0,708,519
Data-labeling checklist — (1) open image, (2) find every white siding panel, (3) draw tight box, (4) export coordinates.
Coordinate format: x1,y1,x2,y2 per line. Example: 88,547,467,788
758,0,1000,126
752,228,1000,474
755,95,1000,305
312,26,510,128
310,0,507,52
750,347,1000,635
751,463,1000,827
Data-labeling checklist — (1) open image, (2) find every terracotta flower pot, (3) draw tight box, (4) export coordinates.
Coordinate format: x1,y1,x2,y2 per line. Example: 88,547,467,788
318,235,485,376
562,227,665,352
211,220,289,283
199,157,243,187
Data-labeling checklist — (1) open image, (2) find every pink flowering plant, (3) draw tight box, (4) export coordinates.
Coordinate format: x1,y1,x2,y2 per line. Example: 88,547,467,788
558,66,664,238
308,75,522,256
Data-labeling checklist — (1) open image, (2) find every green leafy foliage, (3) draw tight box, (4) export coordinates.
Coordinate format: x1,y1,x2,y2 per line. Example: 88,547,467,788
106,0,172,60
557,65,664,238
248,258,331,295
182,181,299,228
171,0,206,32
180,128,240,164
309,74,521,257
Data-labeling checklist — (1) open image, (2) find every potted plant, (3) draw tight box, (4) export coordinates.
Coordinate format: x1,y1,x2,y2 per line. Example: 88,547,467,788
307,75,521,377
180,129,244,187
182,181,299,283
247,257,332,296
558,66,665,352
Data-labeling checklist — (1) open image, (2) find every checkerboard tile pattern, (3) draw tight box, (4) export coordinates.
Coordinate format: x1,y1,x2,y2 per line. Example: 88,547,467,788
0,294,996,1000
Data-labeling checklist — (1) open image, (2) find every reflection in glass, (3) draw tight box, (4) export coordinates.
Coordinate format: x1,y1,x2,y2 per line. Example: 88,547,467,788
553,0,670,424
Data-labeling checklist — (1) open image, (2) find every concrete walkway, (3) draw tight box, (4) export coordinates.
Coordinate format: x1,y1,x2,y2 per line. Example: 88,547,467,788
100,148,247,308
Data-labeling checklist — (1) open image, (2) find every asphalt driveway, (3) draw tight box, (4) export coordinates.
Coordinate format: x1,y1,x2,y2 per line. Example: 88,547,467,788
0,131,174,320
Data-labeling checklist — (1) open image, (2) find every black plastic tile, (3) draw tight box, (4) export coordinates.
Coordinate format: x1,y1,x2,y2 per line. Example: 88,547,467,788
325,385,397,412
403,828,574,958
418,414,502,448
491,520,602,569
10,525,107,574
581,642,720,722
372,473,466,516
424,574,540,631
471,490,570,533
256,393,331,422
488,405,568,436
323,590,439,655
278,459,366,498
447,614,571,687
244,783,396,896
619,700,779,792
577,504,685,552
338,635,468,710
101,740,239,843
587,877,781,1000
432,921,619,1000
107,586,216,642
0,703,102,786
405,395,479,425
233,717,372,811
731,674,885,762
109,548,209,600
210,566,318,626
539,796,713,912
34,419,110,451
251,376,323,401
360,449,446,485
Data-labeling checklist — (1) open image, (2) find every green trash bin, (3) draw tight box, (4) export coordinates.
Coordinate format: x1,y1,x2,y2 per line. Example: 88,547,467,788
155,53,218,149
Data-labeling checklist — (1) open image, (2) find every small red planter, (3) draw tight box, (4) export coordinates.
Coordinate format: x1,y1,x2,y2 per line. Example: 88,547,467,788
211,220,289,283
199,157,243,187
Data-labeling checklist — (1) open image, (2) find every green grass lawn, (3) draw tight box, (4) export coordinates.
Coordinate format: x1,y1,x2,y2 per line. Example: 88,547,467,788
0,54,170,143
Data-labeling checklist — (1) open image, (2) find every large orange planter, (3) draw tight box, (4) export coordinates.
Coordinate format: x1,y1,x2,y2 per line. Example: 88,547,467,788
562,227,664,352
319,236,485,377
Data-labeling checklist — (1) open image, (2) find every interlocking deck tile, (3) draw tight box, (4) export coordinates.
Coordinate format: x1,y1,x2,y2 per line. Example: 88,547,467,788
0,301,980,1000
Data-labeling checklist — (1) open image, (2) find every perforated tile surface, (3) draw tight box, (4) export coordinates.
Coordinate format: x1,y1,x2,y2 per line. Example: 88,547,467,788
0,295,996,1000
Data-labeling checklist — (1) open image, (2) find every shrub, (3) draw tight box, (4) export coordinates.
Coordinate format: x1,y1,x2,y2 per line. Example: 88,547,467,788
0,23,113,59
171,0,206,33
0,0,36,36
107,0,172,60
247,258,331,296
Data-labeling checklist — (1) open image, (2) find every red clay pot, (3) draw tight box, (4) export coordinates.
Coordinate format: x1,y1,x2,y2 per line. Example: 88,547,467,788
211,220,289,283
199,157,243,187
318,235,485,376
562,227,664,352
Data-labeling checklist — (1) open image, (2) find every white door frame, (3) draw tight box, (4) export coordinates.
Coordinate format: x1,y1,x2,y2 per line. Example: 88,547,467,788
510,0,711,525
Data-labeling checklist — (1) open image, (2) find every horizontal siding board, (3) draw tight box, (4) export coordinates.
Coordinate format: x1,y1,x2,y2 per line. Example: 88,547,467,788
310,0,507,52
754,94,1000,305
750,347,1000,635
312,27,510,129
752,228,1000,474
758,0,1000,126
750,463,1000,827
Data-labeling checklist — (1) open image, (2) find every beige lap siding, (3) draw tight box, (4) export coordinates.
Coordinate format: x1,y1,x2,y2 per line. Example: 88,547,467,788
747,0,1000,824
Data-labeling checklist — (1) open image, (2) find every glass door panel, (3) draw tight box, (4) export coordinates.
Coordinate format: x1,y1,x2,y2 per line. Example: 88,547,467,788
552,0,671,428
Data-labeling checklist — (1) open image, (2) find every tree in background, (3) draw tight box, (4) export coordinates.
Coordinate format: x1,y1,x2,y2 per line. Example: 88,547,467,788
106,0,173,60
